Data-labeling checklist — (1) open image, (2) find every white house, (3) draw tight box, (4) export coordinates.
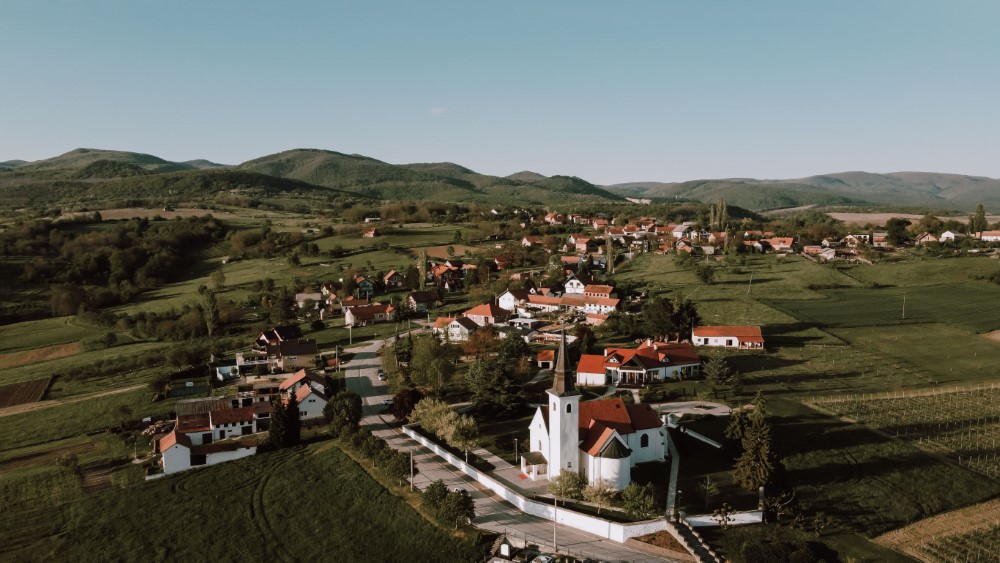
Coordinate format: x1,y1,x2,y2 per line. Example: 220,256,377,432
575,340,702,386
564,276,587,294
978,230,1000,242
939,230,966,243
448,317,480,342
292,384,327,421
692,326,765,349
498,289,531,312
522,334,666,491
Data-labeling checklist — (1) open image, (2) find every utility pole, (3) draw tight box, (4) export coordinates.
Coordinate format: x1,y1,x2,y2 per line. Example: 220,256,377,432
902,293,906,320
410,449,414,491
553,495,557,552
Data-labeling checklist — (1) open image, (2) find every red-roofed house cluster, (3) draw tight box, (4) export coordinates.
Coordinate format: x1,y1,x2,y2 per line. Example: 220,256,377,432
156,369,328,475
523,334,668,491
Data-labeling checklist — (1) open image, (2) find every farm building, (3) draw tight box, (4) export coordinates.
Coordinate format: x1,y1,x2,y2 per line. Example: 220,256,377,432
692,326,765,349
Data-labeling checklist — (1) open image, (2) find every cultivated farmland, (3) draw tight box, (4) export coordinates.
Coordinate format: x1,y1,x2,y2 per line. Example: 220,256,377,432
810,384,1000,480
875,498,1000,563
0,378,49,408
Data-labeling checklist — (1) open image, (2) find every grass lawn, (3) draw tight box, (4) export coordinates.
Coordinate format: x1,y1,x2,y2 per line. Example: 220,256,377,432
0,442,481,562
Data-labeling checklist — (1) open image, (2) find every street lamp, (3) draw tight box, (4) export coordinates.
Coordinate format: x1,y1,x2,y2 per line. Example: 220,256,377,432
514,438,518,466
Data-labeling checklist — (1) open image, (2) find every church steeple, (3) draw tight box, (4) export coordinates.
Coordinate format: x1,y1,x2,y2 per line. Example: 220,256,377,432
549,329,580,397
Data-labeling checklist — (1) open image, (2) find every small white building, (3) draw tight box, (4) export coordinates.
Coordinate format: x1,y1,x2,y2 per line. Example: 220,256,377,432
692,326,765,349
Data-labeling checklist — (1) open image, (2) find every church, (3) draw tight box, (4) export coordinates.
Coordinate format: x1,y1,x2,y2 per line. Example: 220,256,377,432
521,333,668,491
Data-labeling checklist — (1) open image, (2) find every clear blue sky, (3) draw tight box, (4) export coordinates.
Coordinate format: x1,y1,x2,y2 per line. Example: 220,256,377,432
2,1,998,184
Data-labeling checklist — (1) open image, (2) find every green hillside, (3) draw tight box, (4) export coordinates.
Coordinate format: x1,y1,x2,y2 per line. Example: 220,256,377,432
0,169,357,209
238,148,623,204
15,148,193,175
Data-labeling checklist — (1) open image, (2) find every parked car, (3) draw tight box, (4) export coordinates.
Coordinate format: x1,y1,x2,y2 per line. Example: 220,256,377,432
377,368,386,380
381,398,393,406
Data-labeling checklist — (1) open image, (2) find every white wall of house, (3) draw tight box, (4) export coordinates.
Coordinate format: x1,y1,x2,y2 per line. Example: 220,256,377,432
577,370,607,386
693,335,740,348
297,393,327,420
214,422,255,441
498,292,521,312
162,443,191,475
564,279,585,294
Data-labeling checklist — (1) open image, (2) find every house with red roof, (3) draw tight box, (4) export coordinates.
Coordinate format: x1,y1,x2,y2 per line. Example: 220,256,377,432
464,303,510,326
575,340,701,386
345,303,395,327
692,326,765,349
159,397,269,475
523,335,667,491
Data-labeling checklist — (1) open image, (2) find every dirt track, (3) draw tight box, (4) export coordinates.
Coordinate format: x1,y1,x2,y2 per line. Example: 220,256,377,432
0,384,146,418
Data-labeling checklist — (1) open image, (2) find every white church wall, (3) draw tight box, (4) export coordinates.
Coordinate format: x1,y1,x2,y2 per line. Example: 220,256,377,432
402,425,669,543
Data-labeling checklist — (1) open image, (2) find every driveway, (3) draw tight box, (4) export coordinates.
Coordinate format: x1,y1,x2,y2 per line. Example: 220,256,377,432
341,338,676,563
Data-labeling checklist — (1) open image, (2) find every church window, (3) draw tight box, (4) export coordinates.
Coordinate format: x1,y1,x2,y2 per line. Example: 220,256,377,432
641,434,649,447
566,403,572,413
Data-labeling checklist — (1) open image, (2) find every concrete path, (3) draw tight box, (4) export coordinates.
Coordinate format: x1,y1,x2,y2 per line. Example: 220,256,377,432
342,340,675,563
685,511,762,527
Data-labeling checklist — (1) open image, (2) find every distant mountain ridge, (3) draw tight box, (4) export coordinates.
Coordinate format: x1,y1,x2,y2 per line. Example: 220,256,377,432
4,147,999,211
603,171,1000,211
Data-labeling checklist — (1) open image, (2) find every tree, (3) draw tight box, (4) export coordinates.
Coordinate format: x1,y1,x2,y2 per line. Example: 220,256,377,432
269,397,289,448
547,471,586,506
324,390,363,434
621,482,657,520
418,249,428,290
671,295,701,341
410,336,455,395
382,449,413,486
885,218,912,246
713,502,734,529
703,349,734,392
410,398,453,437
446,414,480,463
971,203,988,234
697,476,719,511
390,388,425,421
422,479,449,513
464,357,522,416
583,478,615,515
728,392,784,492
210,269,226,289
642,297,675,341
440,490,475,529
695,264,715,285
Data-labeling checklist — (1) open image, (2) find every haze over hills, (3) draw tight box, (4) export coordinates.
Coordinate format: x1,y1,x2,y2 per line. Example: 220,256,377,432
603,171,1000,212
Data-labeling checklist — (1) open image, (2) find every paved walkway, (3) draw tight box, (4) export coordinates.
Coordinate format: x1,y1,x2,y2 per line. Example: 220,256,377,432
342,341,675,563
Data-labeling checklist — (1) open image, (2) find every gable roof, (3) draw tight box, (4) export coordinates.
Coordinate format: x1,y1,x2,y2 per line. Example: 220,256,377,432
693,326,764,342
583,284,614,295
278,368,324,391
295,383,326,403
578,397,662,438
433,316,456,329
267,339,319,357
537,349,555,362
348,303,395,321
158,431,192,451
577,353,607,374
451,317,480,331
465,303,508,318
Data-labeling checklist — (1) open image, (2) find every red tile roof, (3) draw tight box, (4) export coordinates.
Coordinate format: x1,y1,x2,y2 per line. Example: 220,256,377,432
693,326,764,342
158,431,192,452
576,353,607,374
583,284,614,295
433,316,456,329
578,398,663,442
176,413,211,433
537,349,555,362
210,406,256,426
279,368,323,390
580,422,617,456
465,303,508,318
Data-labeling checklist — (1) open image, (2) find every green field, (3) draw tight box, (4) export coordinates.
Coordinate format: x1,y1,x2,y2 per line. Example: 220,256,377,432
0,441,481,562
765,283,1000,333
0,316,96,354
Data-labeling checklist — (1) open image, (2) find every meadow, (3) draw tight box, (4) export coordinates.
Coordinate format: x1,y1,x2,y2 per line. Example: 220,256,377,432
0,441,481,562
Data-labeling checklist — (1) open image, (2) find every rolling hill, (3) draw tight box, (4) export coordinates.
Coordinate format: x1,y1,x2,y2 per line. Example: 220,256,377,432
604,171,1000,211
238,148,624,204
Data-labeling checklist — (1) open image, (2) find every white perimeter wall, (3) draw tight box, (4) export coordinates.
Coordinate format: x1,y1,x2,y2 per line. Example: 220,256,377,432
403,425,669,543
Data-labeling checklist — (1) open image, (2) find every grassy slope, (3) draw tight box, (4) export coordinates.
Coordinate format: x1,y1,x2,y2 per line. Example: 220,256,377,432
0,442,479,562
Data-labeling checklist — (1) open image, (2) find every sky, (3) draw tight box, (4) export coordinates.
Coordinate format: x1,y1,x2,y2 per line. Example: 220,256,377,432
2,1,999,185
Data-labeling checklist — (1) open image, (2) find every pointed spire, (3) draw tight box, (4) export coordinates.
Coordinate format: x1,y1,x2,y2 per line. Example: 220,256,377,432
549,328,579,397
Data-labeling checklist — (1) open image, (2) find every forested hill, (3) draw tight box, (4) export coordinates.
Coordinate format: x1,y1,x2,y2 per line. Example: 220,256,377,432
238,149,625,204
604,171,1000,212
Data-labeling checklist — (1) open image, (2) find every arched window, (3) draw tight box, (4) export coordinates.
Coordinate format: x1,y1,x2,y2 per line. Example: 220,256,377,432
566,403,572,413
640,434,649,448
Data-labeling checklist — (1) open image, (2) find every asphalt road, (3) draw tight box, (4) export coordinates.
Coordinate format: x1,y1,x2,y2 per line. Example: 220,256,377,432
342,338,674,563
